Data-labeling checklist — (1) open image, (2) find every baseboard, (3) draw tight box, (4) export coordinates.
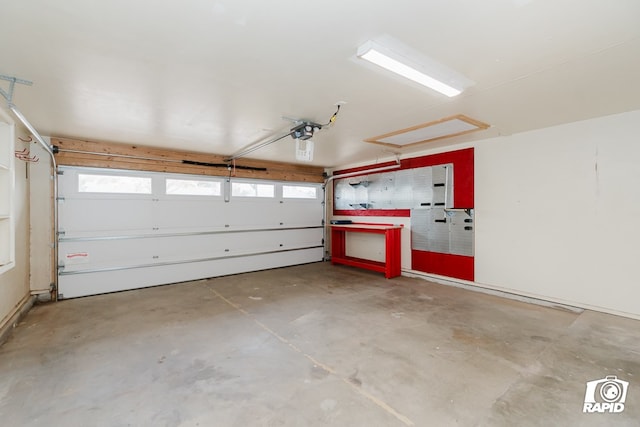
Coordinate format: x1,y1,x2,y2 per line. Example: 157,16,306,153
402,269,640,321
0,294,36,347
402,269,585,313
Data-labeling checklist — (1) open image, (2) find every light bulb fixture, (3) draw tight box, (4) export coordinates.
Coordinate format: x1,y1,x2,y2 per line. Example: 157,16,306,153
356,39,474,97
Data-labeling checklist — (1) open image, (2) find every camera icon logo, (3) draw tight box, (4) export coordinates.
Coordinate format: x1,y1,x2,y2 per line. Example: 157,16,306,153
583,375,629,413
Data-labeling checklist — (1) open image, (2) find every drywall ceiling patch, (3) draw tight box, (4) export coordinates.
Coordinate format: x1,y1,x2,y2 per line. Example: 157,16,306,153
365,114,490,148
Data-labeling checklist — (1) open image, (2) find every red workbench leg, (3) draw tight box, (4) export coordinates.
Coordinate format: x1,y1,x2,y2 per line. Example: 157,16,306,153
331,229,346,263
384,228,402,278
392,228,401,277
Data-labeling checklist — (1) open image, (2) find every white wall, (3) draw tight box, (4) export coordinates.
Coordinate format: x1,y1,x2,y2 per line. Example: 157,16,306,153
29,139,53,294
332,109,640,319
475,109,640,318
0,108,31,333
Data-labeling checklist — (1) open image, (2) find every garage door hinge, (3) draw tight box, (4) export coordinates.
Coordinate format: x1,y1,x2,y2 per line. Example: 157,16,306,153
57,170,64,175
57,196,65,202
57,230,65,236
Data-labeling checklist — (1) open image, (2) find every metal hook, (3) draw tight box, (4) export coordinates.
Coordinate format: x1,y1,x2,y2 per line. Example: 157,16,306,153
15,148,40,162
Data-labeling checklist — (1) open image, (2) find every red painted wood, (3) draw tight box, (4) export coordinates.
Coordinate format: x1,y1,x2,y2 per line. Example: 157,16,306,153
386,227,402,278
330,224,402,279
333,160,399,175
411,250,474,281
331,225,346,261
333,209,411,217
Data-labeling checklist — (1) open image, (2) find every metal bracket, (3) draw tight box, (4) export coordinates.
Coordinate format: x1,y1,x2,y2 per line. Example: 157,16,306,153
0,75,33,104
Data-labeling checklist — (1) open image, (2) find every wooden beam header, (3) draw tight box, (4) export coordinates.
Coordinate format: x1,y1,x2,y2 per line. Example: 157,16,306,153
51,137,324,183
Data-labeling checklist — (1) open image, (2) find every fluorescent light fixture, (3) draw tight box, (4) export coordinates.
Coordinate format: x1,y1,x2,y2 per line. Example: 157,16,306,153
357,39,473,97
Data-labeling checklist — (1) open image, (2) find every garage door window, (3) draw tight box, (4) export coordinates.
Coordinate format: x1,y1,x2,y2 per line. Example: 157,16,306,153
78,174,152,194
283,185,317,199
166,178,221,196
231,182,274,198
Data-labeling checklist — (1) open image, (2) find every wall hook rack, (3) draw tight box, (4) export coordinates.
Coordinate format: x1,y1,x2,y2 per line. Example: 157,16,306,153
15,148,39,162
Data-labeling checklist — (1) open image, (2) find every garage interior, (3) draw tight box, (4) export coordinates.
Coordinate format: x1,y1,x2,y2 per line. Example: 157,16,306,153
1,1,640,426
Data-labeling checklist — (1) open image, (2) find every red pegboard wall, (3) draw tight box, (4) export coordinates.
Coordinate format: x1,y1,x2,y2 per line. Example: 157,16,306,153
333,148,475,281
333,147,474,216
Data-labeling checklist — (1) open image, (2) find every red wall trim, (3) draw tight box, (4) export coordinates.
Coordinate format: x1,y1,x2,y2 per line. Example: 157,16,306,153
411,250,474,281
333,209,411,217
333,160,399,176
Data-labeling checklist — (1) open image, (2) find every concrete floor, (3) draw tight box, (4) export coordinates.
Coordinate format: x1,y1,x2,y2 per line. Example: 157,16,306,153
0,262,638,426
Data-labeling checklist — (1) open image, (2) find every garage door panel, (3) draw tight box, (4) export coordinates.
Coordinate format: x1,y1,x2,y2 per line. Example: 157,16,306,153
59,228,323,273
279,201,324,227
58,247,324,299
153,199,227,229
226,199,284,227
57,166,325,298
59,198,156,234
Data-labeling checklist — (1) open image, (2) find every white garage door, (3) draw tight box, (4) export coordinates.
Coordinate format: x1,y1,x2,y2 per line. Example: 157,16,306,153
57,166,324,299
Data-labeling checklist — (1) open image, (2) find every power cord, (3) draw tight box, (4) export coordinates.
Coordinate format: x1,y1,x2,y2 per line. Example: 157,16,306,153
323,104,341,126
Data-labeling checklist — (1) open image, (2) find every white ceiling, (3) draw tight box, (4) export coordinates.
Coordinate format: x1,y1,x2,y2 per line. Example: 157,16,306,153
1,0,639,167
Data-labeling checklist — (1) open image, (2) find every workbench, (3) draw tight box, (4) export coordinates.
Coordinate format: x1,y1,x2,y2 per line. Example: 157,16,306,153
329,223,403,278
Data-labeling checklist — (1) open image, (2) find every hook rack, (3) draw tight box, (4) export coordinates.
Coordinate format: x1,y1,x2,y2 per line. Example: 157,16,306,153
14,148,39,163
